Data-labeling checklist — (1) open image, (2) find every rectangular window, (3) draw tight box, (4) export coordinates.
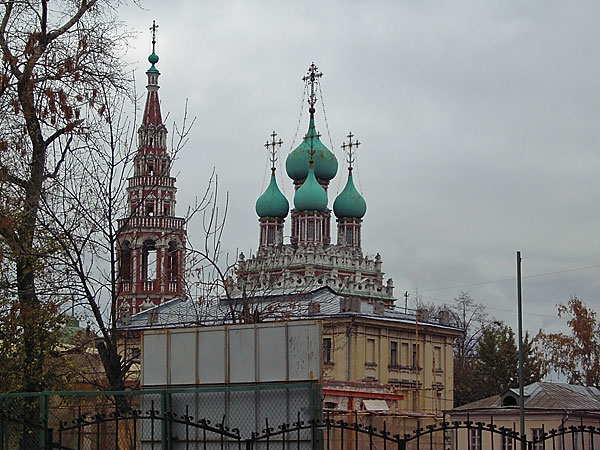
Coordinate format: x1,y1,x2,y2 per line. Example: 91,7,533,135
366,338,375,364
531,428,544,450
412,344,417,368
434,346,442,371
323,338,332,364
502,434,514,450
470,429,482,450
401,343,409,366
390,341,398,366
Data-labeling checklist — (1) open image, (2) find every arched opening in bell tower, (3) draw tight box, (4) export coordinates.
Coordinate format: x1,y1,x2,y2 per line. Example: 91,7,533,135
141,239,157,281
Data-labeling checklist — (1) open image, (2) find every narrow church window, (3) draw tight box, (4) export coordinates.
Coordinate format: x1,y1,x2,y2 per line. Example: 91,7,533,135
120,241,132,281
267,226,275,244
308,220,315,240
346,227,353,246
167,241,178,282
148,164,153,175
146,203,154,216
163,203,170,216
141,240,157,281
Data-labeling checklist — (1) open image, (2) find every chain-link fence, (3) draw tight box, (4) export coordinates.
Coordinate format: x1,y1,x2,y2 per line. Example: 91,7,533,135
0,382,322,450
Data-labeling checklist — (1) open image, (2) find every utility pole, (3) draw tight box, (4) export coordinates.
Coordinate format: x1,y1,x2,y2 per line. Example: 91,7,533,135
516,251,525,449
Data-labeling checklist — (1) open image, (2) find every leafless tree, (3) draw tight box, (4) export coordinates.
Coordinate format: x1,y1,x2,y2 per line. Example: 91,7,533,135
0,0,132,396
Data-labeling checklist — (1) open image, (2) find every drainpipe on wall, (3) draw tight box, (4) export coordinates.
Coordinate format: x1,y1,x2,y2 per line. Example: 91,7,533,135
346,318,355,382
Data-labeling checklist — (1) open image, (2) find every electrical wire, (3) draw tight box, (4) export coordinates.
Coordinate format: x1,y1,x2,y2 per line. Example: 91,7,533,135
418,264,600,294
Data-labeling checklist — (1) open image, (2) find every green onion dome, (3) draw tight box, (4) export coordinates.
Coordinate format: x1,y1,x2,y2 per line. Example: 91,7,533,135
333,172,367,219
286,117,338,181
255,174,289,218
294,166,328,211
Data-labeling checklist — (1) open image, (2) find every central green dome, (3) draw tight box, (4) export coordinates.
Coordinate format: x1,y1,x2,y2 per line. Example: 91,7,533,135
286,117,338,181
294,166,328,211
256,174,289,218
333,172,367,219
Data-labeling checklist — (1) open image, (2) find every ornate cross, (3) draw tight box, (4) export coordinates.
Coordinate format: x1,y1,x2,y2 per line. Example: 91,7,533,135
302,62,323,110
264,131,283,174
341,131,361,171
150,20,159,53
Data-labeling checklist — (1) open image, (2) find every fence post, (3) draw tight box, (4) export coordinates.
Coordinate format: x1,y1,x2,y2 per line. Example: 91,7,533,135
245,438,253,450
45,428,53,450
311,383,324,450
0,398,4,450
161,390,172,450
39,391,49,450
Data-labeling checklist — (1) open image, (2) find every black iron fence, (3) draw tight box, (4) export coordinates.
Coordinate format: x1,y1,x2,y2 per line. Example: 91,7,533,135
0,383,321,450
1,388,599,450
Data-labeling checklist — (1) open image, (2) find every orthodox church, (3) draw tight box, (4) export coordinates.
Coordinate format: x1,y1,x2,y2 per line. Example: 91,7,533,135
118,34,461,424
234,63,396,308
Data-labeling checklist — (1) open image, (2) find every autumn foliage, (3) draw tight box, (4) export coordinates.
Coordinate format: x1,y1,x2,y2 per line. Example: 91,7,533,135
536,297,600,386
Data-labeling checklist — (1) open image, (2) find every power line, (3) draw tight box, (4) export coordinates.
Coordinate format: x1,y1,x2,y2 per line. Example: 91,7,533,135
418,263,600,293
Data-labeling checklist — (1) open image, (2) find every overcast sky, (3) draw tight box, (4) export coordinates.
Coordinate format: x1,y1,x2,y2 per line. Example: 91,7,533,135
119,1,600,358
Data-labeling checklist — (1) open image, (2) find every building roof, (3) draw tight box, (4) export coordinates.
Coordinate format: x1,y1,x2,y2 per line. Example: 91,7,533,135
118,286,463,335
451,382,600,413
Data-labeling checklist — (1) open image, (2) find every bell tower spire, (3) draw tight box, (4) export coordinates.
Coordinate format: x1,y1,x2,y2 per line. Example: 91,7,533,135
117,22,187,314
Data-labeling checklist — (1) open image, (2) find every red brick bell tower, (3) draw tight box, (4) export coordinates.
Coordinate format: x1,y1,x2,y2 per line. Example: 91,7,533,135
117,22,186,314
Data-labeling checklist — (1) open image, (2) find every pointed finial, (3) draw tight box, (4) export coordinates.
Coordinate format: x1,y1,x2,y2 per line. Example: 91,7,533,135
264,131,283,174
147,21,160,71
341,132,361,172
302,62,323,114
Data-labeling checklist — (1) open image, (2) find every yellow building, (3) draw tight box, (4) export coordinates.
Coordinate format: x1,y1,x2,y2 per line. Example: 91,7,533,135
321,311,461,416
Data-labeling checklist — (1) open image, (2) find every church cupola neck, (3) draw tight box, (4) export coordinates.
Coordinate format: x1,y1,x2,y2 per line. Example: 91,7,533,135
334,132,366,249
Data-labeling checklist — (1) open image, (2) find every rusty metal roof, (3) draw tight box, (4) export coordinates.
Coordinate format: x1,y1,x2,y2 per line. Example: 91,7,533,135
452,382,600,412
